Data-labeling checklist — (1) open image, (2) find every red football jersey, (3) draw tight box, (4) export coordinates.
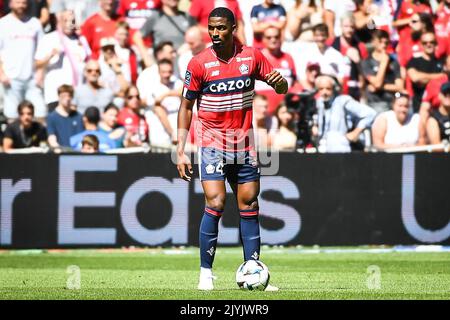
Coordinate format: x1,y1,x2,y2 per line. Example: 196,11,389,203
183,44,274,152
117,0,161,48
81,13,123,60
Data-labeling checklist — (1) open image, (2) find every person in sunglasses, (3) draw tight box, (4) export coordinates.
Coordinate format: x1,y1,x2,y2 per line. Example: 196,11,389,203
74,59,115,115
406,32,445,113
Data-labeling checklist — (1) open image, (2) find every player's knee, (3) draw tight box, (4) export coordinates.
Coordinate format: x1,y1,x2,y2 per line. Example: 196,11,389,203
206,195,226,212
239,200,259,217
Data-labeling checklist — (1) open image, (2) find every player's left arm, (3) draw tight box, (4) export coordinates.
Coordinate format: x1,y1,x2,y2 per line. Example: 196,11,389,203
265,70,288,94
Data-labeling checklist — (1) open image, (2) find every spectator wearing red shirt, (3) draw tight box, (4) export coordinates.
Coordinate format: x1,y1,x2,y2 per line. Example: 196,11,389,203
396,12,434,68
117,85,149,147
81,0,123,60
331,13,368,100
250,0,286,50
117,0,161,49
255,26,297,115
435,0,450,58
393,0,432,42
189,0,246,45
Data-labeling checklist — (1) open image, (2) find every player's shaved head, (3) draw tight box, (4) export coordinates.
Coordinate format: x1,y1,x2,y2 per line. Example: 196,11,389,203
209,7,236,26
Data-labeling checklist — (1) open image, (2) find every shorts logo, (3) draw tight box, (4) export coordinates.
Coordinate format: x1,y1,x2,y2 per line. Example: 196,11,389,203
184,70,192,86
205,164,215,174
239,64,249,75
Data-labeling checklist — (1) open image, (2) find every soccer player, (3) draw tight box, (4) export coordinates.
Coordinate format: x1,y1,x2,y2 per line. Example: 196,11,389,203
176,7,288,291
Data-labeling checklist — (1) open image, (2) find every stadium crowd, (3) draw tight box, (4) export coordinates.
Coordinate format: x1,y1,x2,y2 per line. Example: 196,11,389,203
0,0,449,154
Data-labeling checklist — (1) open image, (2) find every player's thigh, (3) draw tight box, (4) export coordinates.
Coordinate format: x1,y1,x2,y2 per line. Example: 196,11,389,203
235,180,260,210
201,180,227,211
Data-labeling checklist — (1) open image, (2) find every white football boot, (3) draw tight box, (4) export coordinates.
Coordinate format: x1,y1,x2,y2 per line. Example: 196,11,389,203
264,284,279,292
197,267,217,291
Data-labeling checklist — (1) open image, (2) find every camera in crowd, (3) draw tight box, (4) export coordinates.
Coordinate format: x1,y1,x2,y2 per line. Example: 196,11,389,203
284,90,318,149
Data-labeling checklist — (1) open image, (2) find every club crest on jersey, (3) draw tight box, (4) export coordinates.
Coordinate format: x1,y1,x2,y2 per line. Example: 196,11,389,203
184,70,192,86
239,64,249,75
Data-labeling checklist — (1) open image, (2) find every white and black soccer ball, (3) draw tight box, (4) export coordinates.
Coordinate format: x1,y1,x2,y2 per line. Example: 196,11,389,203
235,260,270,291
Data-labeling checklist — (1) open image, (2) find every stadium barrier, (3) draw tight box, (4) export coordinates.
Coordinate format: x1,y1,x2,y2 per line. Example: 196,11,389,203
0,153,449,248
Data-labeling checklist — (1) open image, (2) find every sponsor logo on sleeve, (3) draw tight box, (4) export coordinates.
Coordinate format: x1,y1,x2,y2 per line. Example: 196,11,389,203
184,70,192,86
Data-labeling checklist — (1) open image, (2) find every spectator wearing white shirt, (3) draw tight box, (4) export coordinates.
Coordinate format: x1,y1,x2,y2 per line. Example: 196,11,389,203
285,23,350,85
35,10,91,111
0,0,46,122
323,0,356,39
372,92,425,150
144,58,183,147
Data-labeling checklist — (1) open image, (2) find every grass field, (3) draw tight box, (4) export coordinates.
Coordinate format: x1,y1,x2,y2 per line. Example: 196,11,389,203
0,247,449,300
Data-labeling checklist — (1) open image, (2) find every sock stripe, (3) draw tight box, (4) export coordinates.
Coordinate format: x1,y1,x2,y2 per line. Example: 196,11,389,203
240,209,259,217
205,207,223,217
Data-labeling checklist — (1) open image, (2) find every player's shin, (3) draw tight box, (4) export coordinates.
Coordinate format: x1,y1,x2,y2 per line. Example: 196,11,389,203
239,209,261,261
199,207,222,268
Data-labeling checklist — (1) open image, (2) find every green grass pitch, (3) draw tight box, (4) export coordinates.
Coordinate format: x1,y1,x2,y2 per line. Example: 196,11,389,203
0,247,449,300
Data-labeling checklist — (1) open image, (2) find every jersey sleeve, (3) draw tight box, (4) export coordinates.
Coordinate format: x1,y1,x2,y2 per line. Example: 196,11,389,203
253,48,274,82
182,58,203,101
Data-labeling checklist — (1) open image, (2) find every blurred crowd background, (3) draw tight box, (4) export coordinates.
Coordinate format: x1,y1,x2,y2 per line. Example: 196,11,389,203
0,0,449,154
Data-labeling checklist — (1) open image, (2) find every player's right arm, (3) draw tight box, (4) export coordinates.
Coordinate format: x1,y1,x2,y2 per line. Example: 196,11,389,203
177,59,203,182
177,97,195,181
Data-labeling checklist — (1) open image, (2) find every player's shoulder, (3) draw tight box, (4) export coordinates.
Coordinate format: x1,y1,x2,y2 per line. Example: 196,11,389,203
188,47,215,68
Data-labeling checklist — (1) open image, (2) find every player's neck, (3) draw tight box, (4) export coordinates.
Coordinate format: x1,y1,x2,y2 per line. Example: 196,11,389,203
213,43,236,62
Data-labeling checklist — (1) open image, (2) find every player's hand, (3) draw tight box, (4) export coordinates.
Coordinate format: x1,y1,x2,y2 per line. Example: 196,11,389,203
177,152,193,182
265,70,284,87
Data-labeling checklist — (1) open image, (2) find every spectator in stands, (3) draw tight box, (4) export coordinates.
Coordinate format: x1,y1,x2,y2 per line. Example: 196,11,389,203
362,29,404,113
47,84,84,149
323,0,356,39
133,0,196,68
256,26,297,115
113,21,138,84
298,62,321,92
286,0,323,42
116,0,161,50
426,82,450,144
396,12,434,68
435,0,450,58
407,32,444,112
143,58,182,147
98,37,131,100
250,0,286,50
313,74,376,153
371,92,424,150
178,26,206,79
0,0,46,122
292,24,349,85
352,0,378,43
331,13,367,100
80,134,100,153
252,94,273,151
74,60,115,115
99,103,126,148
35,9,91,111
2,100,47,152
420,55,450,124
189,0,245,45
3,0,50,28
271,103,297,152
50,0,99,26
70,106,116,152
393,0,432,50
137,41,179,97
117,85,149,147
81,0,122,59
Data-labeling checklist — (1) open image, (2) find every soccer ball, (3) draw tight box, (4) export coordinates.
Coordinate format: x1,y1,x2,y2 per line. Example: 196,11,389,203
235,260,270,291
